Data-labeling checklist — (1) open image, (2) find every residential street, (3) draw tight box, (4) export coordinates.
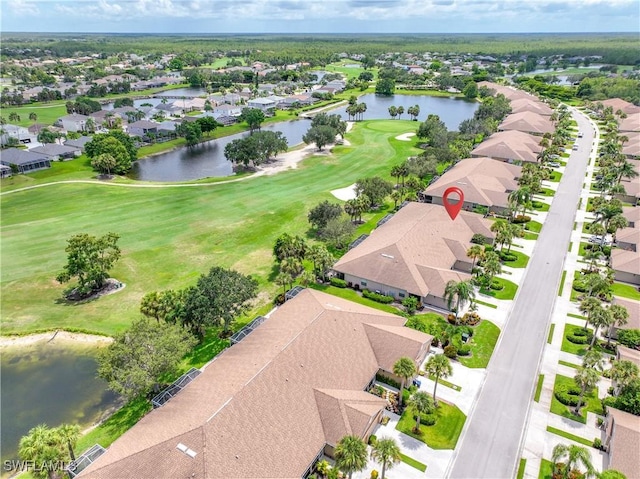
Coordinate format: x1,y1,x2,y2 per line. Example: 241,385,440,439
448,108,595,479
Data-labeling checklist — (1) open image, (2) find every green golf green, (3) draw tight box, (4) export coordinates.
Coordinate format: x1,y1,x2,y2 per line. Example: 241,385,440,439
1,120,421,335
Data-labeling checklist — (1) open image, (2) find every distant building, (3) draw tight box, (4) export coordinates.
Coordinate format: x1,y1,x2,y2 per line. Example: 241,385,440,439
30,144,81,161
0,148,51,173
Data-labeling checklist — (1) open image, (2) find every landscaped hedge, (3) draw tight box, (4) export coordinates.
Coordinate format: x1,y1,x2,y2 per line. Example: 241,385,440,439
566,328,592,344
618,329,640,349
363,289,394,304
490,279,504,291
444,344,458,358
457,345,471,356
330,277,347,288
413,413,437,426
376,372,401,390
512,215,532,224
499,251,518,262
554,384,582,406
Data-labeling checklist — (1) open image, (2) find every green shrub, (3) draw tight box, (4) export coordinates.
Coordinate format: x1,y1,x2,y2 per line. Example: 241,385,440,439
513,215,531,224
370,470,379,479
363,289,394,303
566,333,591,344
572,278,588,293
413,413,437,426
330,277,347,288
376,372,401,389
554,384,581,406
444,344,458,358
471,233,486,245
490,279,504,291
499,251,517,262
593,438,602,450
618,329,640,349
573,329,588,337
457,345,471,356
368,434,377,446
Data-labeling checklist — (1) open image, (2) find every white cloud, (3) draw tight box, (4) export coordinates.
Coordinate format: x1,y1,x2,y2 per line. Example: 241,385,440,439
7,0,40,16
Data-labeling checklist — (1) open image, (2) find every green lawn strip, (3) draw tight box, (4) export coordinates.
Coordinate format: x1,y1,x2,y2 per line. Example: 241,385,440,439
538,458,554,479
558,360,581,370
427,375,461,391
309,284,401,315
534,374,544,402
525,220,543,234
475,299,498,309
458,320,500,369
517,459,527,479
611,282,640,301
479,277,518,300
395,400,466,449
570,271,583,302
558,271,567,296
545,426,593,447
539,187,555,197
501,250,529,268
568,241,572,251
1,120,421,335
549,171,563,183
399,453,427,472
523,231,539,240
531,201,550,212
567,313,586,320
547,324,555,344
550,374,604,424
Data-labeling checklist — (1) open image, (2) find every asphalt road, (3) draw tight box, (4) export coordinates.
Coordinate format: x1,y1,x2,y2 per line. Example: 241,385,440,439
448,109,596,479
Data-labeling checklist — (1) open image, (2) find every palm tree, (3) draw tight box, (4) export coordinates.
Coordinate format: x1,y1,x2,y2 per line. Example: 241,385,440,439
334,435,367,479
370,437,401,479
607,214,628,243
508,186,532,218
481,251,502,287
466,245,485,270
551,443,595,479
490,219,510,250
614,160,638,184
579,297,601,331
388,105,398,119
444,279,476,322
505,223,524,253
587,304,613,349
393,356,417,407
581,349,605,372
409,390,435,433
609,360,639,394
57,424,80,461
424,354,453,406
19,425,64,479
573,366,600,416
397,106,404,119
585,273,610,298
606,304,629,347
583,250,604,273
390,164,402,188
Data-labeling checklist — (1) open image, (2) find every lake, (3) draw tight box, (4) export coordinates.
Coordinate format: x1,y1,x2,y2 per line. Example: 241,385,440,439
0,342,118,470
132,93,479,182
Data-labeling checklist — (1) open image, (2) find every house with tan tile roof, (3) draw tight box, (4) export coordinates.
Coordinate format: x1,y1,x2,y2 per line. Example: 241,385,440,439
422,157,521,214
332,202,494,310
508,98,554,116
604,407,640,479
614,161,640,205
622,135,639,158
622,206,640,228
610,297,640,339
615,226,640,251
471,130,542,164
599,98,640,115
78,289,432,479
477,81,534,101
619,112,640,133
611,248,640,285
616,345,640,367
498,111,555,136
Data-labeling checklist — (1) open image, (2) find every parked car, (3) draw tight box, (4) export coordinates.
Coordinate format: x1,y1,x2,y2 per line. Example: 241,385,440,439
548,162,561,167
578,131,584,138
572,144,579,151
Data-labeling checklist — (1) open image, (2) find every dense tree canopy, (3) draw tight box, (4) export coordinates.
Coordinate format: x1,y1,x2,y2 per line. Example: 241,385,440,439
224,130,288,167
85,131,137,174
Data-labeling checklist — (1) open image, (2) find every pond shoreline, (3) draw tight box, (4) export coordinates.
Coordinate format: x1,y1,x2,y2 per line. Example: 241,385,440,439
0,330,113,348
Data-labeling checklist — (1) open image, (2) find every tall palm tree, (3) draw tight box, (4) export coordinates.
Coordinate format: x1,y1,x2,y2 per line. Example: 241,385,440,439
444,279,476,322
508,186,532,218
393,356,417,407
573,366,600,416
370,437,401,479
19,425,64,479
424,354,453,406
466,245,485,270
409,391,435,433
551,443,596,479
609,360,639,394
607,214,628,243
481,251,502,288
614,160,639,184
579,297,601,331
583,250,604,273
506,223,524,253
334,435,367,479
584,273,610,298
581,349,605,372
57,424,80,461
606,304,629,347
587,305,613,349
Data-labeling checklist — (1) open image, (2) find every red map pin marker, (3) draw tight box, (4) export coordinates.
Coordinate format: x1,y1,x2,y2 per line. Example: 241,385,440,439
443,186,464,220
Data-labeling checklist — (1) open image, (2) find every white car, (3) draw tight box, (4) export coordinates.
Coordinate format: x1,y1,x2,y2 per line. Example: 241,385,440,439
578,132,584,138
548,161,561,167
572,144,579,151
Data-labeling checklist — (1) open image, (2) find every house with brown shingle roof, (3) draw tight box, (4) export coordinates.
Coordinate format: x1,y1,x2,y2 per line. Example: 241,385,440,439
619,112,640,133
622,206,640,228
471,130,542,164
604,407,640,478
78,289,432,479
599,98,640,116
333,202,494,310
622,135,639,158
611,248,640,285
422,157,521,214
498,111,554,136
477,81,534,101
617,345,640,367
509,98,554,116
610,296,640,339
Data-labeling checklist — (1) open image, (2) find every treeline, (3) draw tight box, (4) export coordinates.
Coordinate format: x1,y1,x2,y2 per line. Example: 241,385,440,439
2,33,638,65
515,75,640,105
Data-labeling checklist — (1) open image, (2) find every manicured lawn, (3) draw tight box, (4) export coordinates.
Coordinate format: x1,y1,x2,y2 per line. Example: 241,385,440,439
479,277,518,300
548,171,563,182
560,323,607,357
428,375,462,391
458,320,500,369
0,119,423,335
558,270,567,296
538,458,554,479
547,324,555,344
546,426,593,447
501,250,529,268
399,453,427,472
550,374,604,424
534,374,544,402
396,400,466,449
531,200,550,212
475,299,497,309
611,282,640,301
567,313,586,320
538,187,555,197
525,220,543,234
523,231,539,240
517,459,527,479
309,283,400,315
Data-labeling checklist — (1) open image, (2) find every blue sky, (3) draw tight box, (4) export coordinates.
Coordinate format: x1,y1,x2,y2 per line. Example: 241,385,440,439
1,0,639,33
